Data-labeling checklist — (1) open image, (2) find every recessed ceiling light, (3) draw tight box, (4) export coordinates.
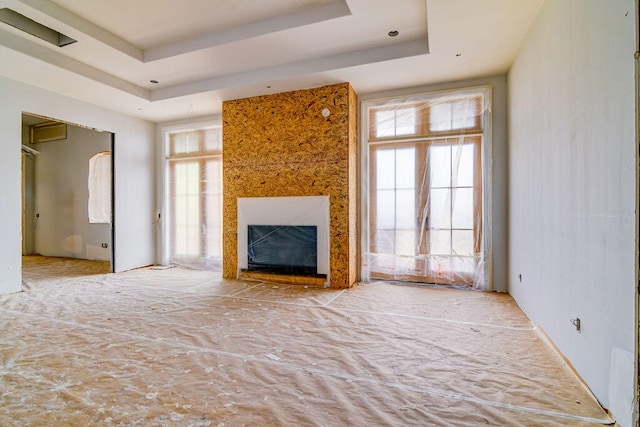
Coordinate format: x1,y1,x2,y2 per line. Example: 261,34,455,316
388,30,399,37
150,80,159,84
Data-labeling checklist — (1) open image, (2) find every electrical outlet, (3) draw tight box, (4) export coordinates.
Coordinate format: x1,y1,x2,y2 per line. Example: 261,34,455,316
101,243,109,248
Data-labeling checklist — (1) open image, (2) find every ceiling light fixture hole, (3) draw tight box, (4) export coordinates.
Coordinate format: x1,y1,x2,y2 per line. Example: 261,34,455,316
388,30,399,37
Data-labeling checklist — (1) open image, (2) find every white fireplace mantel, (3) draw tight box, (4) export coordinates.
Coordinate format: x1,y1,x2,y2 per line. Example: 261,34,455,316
237,196,330,276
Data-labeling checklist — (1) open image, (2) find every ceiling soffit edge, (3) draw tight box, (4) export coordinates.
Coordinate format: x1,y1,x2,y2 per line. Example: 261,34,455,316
15,0,353,62
151,38,429,101
16,0,143,60
1,0,429,103
0,27,149,98
144,1,353,62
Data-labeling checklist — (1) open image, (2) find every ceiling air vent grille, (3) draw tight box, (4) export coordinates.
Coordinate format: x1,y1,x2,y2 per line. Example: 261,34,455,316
30,123,67,144
0,8,76,47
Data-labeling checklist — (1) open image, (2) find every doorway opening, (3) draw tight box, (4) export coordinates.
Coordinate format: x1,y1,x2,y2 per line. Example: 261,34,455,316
21,113,115,288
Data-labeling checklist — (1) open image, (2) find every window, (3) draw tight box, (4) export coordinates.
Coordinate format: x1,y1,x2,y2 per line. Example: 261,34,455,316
165,126,222,270
375,108,417,138
88,152,111,224
429,98,478,132
364,88,489,288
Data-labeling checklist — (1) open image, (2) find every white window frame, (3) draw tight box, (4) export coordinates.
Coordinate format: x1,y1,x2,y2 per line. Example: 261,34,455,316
159,119,222,267
360,86,492,289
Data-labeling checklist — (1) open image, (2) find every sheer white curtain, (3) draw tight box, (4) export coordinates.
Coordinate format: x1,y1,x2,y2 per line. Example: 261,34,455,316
88,152,111,224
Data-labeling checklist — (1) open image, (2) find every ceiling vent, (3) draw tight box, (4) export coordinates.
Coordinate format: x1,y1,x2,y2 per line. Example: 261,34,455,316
0,8,76,47
30,122,67,144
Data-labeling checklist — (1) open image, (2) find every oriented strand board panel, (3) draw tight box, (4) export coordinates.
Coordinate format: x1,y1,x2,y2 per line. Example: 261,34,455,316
223,83,357,288
347,84,357,286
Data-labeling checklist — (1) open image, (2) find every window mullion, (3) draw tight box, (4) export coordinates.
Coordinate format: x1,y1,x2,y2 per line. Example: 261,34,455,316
417,143,429,256
200,158,207,258
450,144,454,257
393,149,397,254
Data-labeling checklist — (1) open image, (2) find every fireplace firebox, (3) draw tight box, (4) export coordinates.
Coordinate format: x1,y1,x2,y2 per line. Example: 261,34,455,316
236,196,330,284
247,225,317,276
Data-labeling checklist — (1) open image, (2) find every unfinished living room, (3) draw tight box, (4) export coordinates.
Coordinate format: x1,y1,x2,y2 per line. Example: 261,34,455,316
0,0,637,426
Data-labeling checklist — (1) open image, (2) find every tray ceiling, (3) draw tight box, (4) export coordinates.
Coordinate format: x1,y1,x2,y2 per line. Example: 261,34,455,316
0,0,543,122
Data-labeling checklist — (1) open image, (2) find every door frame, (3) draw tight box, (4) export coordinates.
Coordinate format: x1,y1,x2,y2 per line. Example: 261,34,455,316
21,112,116,272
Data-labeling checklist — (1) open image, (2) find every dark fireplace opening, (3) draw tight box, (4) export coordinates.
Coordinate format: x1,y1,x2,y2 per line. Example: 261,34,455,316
247,225,320,276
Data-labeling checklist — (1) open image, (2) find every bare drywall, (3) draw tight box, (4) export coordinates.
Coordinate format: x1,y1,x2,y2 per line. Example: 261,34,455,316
0,74,156,294
32,124,111,260
359,75,509,292
507,1,637,425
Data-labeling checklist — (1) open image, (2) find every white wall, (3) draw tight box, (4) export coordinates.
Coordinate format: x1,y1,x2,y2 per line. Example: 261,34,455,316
0,75,156,294
359,75,509,291
33,125,111,260
508,1,637,425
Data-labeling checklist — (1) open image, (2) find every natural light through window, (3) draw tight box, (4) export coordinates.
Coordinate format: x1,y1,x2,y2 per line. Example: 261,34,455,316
166,126,222,270
364,88,488,288
429,99,478,132
375,107,416,138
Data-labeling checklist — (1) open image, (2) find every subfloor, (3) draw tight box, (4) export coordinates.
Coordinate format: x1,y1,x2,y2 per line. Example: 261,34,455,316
0,256,614,426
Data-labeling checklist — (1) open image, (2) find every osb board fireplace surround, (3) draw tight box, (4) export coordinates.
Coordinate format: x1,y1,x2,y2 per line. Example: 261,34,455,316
222,83,357,288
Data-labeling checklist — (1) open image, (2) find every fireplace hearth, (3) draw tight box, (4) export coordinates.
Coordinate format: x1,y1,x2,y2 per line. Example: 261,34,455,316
237,196,330,285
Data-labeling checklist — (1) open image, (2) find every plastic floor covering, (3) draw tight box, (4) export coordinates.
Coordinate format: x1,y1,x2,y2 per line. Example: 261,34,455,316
0,256,615,426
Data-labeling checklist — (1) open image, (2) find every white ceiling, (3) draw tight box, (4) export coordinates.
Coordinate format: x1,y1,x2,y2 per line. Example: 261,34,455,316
0,0,544,123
